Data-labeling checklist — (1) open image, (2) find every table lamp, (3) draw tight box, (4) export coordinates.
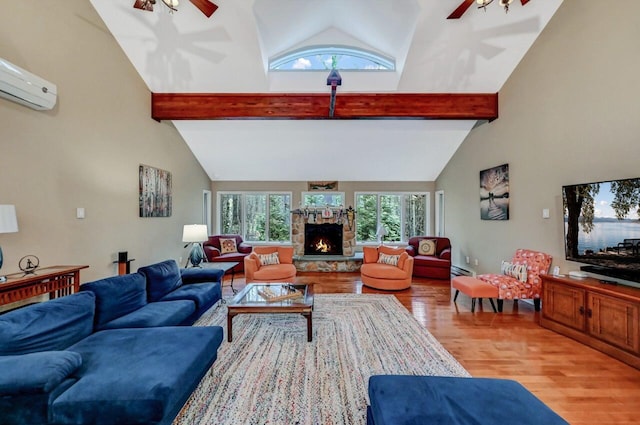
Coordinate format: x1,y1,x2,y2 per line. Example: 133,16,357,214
0,205,19,282
182,224,208,267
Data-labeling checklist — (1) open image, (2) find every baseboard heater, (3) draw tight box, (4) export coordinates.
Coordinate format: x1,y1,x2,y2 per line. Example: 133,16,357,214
451,265,476,277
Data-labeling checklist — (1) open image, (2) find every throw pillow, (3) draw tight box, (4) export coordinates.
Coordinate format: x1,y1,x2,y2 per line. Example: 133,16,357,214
377,252,400,267
418,239,437,256
258,252,280,266
501,261,528,283
219,238,238,254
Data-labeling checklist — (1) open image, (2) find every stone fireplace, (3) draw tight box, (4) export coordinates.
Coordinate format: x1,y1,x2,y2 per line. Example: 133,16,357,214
305,223,343,255
291,209,355,257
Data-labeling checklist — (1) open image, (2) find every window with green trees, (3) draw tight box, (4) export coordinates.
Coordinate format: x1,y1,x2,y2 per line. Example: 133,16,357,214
355,192,429,243
218,192,291,242
301,192,344,208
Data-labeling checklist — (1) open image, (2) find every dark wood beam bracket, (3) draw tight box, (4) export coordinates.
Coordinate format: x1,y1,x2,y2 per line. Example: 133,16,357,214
151,93,498,121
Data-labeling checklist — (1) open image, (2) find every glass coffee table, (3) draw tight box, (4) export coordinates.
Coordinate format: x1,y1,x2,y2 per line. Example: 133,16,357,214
226,283,314,342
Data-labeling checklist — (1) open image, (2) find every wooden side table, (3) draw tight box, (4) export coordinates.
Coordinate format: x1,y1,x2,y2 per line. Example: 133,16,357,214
0,265,89,306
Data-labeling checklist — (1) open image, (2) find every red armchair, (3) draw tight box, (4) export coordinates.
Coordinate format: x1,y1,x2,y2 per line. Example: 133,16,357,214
406,236,451,279
203,234,252,272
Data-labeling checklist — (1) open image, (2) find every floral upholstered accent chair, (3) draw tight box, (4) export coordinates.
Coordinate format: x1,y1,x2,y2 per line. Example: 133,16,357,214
477,249,552,312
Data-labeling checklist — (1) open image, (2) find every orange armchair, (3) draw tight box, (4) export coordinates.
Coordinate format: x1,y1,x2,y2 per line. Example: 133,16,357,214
243,246,297,283
360,246,414,290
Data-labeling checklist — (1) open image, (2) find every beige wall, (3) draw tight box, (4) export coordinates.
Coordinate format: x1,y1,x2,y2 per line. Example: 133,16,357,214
211,181,435,234
0,0,210,286
437,1,640,282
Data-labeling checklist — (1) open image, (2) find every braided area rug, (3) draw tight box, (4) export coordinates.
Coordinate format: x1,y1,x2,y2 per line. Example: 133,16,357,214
174,293,469,425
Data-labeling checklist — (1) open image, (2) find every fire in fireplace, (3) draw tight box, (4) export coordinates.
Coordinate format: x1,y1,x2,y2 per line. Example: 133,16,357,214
305,223,343,255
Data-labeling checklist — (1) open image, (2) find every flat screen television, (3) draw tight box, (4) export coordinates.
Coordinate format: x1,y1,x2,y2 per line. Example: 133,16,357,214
563,177,640,283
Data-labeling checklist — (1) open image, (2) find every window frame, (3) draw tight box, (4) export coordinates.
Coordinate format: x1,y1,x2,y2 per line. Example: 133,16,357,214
269,45,396,71
217,191,292,244
354,191,430,245
301,191,346,208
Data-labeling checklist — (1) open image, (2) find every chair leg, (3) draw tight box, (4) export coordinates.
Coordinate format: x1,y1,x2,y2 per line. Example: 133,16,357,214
497,299,504,313
488,298,497,313
534,298,541,311
471,298,476,313
453,289,459,302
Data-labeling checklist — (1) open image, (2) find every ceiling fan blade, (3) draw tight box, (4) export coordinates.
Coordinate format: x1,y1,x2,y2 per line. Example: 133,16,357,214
521,0,530,5
133,0,153,12
447,0,475,19
190,0,218,18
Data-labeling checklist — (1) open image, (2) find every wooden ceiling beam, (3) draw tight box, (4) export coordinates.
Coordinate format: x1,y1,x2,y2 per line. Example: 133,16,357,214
151,93,498,121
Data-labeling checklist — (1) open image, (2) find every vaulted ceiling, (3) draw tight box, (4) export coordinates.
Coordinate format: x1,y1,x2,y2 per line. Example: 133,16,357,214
89,0,563,181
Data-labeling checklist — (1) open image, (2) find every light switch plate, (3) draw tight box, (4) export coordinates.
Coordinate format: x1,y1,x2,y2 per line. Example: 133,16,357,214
76,207,85,219
542,208,550,219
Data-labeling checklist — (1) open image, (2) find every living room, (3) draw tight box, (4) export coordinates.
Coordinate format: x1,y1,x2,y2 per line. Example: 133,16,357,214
2,0,640,424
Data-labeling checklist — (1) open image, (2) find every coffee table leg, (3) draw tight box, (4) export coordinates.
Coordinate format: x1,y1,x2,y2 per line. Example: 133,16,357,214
303,312,312,342
230,268,237,294
227,312,235,342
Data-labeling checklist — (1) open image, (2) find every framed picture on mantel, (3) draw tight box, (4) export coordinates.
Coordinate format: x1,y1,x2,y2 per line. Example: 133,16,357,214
480,164,509,221
139,164,172,217
308,181,338,191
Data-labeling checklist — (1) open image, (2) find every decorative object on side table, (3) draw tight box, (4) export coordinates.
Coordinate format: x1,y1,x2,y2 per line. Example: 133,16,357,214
0,204,19,283
19,255,39,274
183,224,208,267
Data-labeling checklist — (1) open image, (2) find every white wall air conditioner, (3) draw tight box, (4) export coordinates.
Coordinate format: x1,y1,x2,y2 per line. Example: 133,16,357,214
0,58,57,111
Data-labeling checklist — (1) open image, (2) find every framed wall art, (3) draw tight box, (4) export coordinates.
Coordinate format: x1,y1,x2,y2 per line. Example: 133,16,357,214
308,181,338,191
139,164,172,217
480,163,509,220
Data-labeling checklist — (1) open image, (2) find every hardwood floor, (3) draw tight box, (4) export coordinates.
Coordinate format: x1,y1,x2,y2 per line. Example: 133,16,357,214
222,272,640,425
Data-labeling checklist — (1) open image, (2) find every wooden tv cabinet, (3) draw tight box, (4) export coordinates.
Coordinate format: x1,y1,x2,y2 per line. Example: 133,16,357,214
540,274,640,369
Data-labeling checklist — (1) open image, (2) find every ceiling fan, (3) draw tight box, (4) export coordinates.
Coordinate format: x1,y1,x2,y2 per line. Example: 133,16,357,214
447,0,530,19
133,0,218,18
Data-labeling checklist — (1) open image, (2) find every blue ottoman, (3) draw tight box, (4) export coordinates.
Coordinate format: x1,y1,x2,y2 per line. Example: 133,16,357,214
367,375,568,425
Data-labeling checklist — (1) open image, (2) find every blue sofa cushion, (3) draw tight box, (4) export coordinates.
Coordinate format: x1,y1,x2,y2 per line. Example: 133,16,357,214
80,273,147,329
0,351,82,395
180,267,224,284
0,292,95,355
160,282,221,318
0,379,76,425
367,375,569,425
52,326,224,425
96,299,196,330
139,260,183,302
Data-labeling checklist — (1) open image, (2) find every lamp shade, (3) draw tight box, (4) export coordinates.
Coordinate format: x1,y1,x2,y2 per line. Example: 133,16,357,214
0,205,18,234
182,224,208,243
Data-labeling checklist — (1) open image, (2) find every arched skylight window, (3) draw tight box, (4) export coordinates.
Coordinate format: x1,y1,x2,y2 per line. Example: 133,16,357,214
269,46,395,71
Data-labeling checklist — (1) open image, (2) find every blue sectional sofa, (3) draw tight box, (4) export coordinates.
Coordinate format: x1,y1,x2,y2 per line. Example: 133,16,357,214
0,260,224,425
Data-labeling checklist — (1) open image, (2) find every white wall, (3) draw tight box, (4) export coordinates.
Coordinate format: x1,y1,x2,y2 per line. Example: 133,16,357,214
437,1,640,282
0,0,211,289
